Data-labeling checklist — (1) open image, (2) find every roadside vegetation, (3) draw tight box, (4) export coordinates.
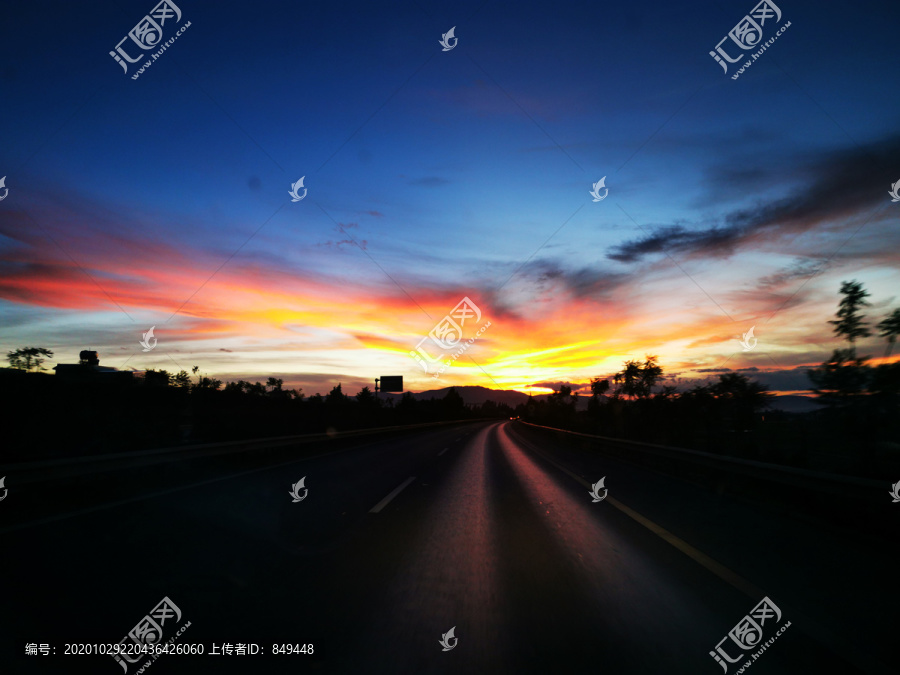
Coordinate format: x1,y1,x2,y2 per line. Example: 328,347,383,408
4,281,896,475
522,280,899,478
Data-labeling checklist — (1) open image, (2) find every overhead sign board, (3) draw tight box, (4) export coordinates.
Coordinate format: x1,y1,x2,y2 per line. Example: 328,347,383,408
379,376,403,392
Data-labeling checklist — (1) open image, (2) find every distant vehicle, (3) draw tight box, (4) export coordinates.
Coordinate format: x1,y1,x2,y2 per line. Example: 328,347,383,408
509,416,520,420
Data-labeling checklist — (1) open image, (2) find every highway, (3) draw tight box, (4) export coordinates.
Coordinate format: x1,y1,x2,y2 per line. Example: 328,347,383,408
2,420,894,674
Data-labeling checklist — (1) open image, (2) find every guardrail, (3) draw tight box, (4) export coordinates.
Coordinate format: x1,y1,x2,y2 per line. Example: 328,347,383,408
1,419,490,485
516,421,884,506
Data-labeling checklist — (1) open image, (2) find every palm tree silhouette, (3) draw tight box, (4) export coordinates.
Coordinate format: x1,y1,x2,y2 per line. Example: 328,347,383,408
877,308,900,358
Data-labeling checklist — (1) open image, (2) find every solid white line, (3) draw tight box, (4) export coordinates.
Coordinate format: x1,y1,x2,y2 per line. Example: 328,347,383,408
369,476,416,513
438,447,449,456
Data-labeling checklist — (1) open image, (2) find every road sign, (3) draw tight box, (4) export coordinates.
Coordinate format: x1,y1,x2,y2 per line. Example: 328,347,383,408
378,376,403,392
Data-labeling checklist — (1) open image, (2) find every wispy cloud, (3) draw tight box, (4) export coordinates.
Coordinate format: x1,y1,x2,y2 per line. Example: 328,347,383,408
609,134,900,264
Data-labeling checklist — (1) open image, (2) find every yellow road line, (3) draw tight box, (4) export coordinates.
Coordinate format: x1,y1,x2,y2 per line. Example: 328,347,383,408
515,428,891,674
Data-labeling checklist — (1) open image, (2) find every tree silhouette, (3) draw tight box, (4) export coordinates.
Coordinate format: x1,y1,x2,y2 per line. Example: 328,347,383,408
587,377,610,420
188,365,221,390
615,360,641,398
145,368,171,386
590,377,610,397
808,348,869,406
326,383,348,405
639,356,663,397
711,372,772,430
6,347,54,372
223,379,246,394
355,386,376,405
876,307,900,358
267,377,294,399
442,387,466,415
173,370,191,388
245,381,266,396
548,384,573,403
614,355,662,398
828,280,871,355
810,281,874,406
398,391,416,414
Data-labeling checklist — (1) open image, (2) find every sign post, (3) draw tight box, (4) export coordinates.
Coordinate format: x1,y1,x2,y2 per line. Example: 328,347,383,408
375,376,403,401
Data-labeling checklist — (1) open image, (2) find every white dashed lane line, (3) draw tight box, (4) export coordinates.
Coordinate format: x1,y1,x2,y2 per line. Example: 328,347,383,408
369,476,417,513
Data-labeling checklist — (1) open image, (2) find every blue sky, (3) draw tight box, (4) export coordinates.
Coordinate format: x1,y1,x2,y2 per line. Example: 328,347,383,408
1,0,899,395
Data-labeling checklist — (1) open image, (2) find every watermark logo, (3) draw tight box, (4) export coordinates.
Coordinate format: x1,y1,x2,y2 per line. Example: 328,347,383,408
440,27,457,51
110,1,189,79
289,477,308,502
739,326,757,351
710,1,787,78
0,176,7,201
710,596,789,673
890,481,900,503
139,326,158,352
589,477,607,502
0,476,7,502
439,626,457,651
589,177,608,202
112,596,188,673
289,177,307,202
889,180,900,203
410,297,491,378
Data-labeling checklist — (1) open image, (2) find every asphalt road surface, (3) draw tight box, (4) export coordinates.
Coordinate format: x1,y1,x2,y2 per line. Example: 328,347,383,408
2,421,894,674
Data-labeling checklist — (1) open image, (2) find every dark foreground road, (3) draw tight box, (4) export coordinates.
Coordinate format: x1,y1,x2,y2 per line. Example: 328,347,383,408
2,421,894,674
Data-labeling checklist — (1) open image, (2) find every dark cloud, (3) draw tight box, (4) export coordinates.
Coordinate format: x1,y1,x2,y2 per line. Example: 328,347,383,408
608,224,741,263
495,259,628,300
756,258,826,290
608,133,900,264
318,239,367,250
318,223,366,250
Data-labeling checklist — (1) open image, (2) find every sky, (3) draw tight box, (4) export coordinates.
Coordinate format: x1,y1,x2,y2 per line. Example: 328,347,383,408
1,0,899,396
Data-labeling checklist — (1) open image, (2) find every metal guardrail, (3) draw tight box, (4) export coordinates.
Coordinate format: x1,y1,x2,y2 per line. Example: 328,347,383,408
1,419,489,485
517,421,883,504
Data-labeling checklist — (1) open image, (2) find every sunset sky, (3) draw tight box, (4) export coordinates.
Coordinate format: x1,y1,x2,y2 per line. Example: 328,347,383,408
1,0,899,396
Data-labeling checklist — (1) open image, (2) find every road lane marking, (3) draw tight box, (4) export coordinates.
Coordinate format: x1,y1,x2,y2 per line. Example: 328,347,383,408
2,425,493,534
518,434,892,675
1,434,429,534
526,444,768,597
369,476,416,513
438,447,449,456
